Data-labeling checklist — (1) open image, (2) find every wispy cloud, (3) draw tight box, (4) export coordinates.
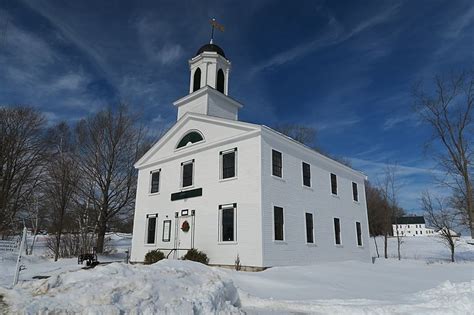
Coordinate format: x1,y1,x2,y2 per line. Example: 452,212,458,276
250,4,400,75
382,112,419,130
134,15,183,65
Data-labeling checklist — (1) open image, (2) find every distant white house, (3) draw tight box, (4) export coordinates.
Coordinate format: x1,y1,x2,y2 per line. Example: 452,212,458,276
130,42,372,268
392,216,436,237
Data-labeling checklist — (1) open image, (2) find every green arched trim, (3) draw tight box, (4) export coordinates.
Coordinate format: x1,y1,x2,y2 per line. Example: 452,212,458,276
177,131,204,149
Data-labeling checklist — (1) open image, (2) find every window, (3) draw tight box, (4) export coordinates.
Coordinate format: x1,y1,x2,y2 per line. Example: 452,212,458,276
146,214,157,244
219,203,237,242
177,131,204,149
352,182,358,202
302,162,311,187
221,148,237,179
217,69,225,93
162,220,171,242
420,231,422,235
356,221,362,246
181,160,194,188
274,206,284,241
305,213,314,243
334,217,341,245
150,170,160,194
193,68,201,92
330,173,338,195
272,150,282,177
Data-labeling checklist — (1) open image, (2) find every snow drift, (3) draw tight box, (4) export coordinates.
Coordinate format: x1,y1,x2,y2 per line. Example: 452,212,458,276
1,260,241,314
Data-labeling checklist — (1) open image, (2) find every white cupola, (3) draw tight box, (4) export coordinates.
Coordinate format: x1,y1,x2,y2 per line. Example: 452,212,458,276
173,42,243,121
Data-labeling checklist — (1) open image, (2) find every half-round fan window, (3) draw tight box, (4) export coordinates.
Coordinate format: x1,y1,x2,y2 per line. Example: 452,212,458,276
176,131,204,149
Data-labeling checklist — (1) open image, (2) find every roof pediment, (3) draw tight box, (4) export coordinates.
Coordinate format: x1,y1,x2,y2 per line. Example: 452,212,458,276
135,113,260,169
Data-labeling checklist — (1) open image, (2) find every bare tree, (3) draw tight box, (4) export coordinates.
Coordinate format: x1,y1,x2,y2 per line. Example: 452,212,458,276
0,106,46,237
379,164,404,259
76,105,146,253
414,71,474,238
274,123,317,147
366,181,385,258
422,192,462,262
44,122,80,261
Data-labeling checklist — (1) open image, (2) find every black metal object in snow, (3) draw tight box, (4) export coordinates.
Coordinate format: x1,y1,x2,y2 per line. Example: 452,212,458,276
78,247,98,266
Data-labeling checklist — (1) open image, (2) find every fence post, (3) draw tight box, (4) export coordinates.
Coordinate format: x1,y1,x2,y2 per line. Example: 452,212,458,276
13,227,27,287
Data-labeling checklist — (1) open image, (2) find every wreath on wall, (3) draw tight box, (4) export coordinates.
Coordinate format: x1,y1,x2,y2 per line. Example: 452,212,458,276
181,220,190,232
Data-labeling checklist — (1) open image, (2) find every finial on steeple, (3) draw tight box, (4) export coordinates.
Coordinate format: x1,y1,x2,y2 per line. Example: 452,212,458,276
209,18,224,44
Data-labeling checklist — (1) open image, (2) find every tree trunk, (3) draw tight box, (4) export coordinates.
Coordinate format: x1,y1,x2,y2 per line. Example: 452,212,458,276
396,233,401,260
450,245,455,262
96,215,107,253
384,234,388,259
54,232,62,262
373,236,380,258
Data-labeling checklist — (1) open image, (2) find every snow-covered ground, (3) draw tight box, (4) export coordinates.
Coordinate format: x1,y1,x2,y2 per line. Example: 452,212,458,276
0,234,472,314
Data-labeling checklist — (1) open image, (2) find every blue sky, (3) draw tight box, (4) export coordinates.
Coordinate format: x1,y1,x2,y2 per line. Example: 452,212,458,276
1,0,473,213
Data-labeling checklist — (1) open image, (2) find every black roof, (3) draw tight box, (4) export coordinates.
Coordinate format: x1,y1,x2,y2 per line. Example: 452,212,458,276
394,216,425,224
196,43,226,58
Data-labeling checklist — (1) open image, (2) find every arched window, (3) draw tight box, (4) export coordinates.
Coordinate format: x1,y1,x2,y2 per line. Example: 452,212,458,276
193,68,201,92
176,131,204,149
216,69,225,93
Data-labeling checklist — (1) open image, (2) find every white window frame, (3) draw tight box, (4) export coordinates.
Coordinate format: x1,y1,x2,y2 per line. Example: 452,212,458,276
334,217,342,246
352,182,359,202
330,173,338,196
218,203,237,243
149,169,161,194
219,148,238,180
355,221,363,247
271,149,283,178
181,159,195,188
304,212,315,244
302,162,312,188
162,220,171,242
145,213,158,245
273,205,285,242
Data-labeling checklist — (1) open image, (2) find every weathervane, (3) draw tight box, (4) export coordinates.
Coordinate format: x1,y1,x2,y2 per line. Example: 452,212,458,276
209,18,224,44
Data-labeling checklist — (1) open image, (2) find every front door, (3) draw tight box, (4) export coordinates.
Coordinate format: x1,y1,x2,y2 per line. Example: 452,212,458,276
174,210,195,258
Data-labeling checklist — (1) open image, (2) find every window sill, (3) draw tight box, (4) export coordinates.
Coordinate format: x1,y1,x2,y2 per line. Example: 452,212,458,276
357,245,364,248
302,185,313,191
335,244,343,248
148,192,160,196
219,177,238,183
180,185,195,191
273,240,287,244
331,194,340,199
353,200,360,205
271,175,285,182
306,243,317,247
218,241,238,245
144,244,156,247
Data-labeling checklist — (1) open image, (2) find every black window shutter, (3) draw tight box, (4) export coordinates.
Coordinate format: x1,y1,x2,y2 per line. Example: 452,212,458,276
147,217,156,244
274,206,284,240
272,150,282,177
182,163,193,187
352,182,358,201
305,213,314,243
331,173,337,195
334,218,341,245
222,151,235,179
302,162,311,187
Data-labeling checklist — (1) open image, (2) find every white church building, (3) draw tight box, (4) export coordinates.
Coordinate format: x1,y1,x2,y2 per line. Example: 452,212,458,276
130,42,371,268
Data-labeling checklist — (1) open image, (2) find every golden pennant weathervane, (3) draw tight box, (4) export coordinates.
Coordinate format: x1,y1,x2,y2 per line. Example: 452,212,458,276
209,18,224,44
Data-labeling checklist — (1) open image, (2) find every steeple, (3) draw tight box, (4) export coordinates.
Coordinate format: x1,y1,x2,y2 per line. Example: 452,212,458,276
188,43,230,95
173,21,243,121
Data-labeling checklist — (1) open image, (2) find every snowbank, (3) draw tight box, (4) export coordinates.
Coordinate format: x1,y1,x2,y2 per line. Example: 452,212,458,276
1,260,241,314
239,281,474,314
